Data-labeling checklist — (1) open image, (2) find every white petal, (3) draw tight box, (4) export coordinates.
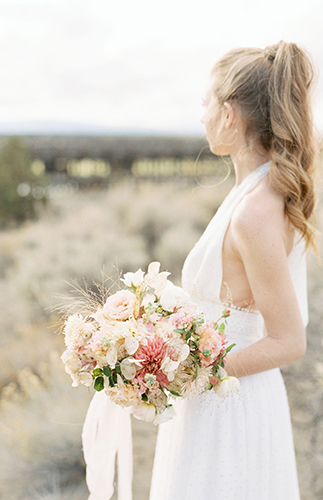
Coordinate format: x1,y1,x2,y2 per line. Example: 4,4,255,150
120,358,138,380
147,262,161,275
153,406,176,425
79,372,93,387
142,293,156,307
131,402,156,422
125,336,139,355
106,346,118,368
217,366,228,380
121,269,145,287
215,377,240,398
180,344,190,361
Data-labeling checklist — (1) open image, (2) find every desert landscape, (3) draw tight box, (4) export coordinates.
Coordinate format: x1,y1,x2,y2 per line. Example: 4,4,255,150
0,167,322,500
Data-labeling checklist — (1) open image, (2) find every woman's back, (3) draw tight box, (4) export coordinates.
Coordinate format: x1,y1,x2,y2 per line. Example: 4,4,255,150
221,172,296,310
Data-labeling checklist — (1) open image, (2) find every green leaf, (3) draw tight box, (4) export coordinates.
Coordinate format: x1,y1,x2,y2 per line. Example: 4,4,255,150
112,371,118,384
218,323,225,333
103,366,111,377
94,377,104,391
168,390,182,398
141,393,148,402
214,322,218,330
221,309,231,318
93,368,103,377
225,343,236,354
174,328,186,334
109,375,115,387
202,349,211,358
185,331,191,341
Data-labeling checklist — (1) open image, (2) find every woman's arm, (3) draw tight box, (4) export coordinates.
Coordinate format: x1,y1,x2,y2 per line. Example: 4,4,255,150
224,198,306,379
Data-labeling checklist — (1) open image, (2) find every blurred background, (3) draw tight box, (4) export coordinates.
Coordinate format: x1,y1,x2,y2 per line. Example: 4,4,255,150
0,1,322,499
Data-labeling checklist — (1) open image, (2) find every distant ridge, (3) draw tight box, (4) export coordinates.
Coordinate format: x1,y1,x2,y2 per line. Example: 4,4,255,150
0,120,202,137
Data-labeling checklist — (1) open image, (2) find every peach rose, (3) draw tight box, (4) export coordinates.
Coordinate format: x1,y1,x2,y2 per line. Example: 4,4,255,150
103,290,136,320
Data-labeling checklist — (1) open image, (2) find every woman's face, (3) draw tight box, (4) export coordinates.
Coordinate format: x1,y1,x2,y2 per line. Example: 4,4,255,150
201,81,228,156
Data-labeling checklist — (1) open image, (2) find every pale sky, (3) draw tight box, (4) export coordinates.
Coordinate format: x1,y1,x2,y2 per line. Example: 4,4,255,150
0,0,323,135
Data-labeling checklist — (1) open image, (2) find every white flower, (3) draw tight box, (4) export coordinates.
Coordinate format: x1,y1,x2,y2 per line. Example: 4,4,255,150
161,339,190,380
106,345,118,368
182,366,212,399
214,376,241,398
103,290,136,320
91,349,108,367
124,336,139,355
153,406,176,425
159,281,192,312
161,356,181,377
131,402,156,422
63,314,94,350
120,357,142,380
217,366,228,380
61,349,82,375
144,262,170,292
78,371,93,387
142,293,156,308
121,268,145,288
154,320,176,339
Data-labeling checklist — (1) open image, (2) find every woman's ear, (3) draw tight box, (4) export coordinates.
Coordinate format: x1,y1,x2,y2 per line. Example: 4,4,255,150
223,102,236,129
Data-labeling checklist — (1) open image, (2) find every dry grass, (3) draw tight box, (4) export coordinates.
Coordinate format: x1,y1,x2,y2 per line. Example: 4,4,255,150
0,173,322,499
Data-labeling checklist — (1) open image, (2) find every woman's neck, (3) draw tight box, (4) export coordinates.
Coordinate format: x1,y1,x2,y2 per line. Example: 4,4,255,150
230,144,272,186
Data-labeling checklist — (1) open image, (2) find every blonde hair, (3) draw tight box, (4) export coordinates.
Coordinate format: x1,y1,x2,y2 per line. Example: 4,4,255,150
211,41,318,251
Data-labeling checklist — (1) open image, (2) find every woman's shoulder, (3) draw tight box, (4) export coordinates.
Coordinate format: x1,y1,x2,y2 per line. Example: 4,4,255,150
230,177,292,249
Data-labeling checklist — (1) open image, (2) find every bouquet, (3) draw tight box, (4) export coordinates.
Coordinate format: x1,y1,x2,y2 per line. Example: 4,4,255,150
60,262,240,424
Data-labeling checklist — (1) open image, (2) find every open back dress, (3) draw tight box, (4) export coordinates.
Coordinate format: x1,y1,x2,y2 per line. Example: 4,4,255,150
149,161,307,500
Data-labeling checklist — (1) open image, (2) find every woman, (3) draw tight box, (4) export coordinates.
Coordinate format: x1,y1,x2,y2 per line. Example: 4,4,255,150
149,41,317,500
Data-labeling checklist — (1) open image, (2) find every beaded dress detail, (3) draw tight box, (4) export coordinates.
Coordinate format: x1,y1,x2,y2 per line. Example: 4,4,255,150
149,162,305,500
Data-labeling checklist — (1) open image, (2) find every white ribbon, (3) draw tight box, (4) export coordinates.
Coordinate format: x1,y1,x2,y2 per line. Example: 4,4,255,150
82,391,133,500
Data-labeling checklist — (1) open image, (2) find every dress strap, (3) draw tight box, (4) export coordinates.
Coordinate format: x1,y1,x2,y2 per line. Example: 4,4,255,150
182,161,271,305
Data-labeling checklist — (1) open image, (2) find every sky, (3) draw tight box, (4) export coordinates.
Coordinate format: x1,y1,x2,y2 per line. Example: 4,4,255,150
0,0,323,135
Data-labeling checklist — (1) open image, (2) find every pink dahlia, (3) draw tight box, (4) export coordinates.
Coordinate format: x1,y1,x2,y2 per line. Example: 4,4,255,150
135,337,169,388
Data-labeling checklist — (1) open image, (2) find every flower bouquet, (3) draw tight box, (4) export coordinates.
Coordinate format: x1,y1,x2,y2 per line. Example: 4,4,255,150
60,262,240,424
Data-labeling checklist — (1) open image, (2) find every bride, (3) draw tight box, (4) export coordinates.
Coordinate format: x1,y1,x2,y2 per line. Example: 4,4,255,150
83,41,318,500
149,41,317,499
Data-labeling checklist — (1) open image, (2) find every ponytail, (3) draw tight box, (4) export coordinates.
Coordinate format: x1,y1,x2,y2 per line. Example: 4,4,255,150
267,41,317,250
211,41,318,251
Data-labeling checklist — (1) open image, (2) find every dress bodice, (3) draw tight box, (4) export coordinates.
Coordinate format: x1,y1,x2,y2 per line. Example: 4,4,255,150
181,161,308,350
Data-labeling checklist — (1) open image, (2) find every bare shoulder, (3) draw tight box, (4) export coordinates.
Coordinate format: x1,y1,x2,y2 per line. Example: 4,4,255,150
231,177,291,250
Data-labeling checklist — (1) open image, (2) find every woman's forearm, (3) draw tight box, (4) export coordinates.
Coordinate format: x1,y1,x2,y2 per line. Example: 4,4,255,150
224,335,306,378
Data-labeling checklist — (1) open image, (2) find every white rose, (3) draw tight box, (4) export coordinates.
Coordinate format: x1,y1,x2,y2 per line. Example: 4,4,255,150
215,376,240,398
61,349,82,375
131,402,156,422
121,269,145,288
153,406,176,425
159,281,191,312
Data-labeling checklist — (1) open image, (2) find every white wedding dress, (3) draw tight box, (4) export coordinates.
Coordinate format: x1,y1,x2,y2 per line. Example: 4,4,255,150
149,161,307,500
